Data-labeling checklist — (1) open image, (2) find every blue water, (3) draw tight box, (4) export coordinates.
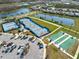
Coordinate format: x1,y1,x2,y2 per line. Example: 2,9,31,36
19,18,49,37
0,8,30,18
35,14,75,26
2,22,19,32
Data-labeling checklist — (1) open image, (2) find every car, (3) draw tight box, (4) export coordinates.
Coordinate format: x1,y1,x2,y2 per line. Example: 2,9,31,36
39,44,43,49
2,47,7,53
4,47,10,53
10,36,15,39
23,36,28,40
9,45,17,53
18,46,22,50
17,46,24,55
20,51,24,58
6,42,13,47
0,33,2,36
17,48,24,55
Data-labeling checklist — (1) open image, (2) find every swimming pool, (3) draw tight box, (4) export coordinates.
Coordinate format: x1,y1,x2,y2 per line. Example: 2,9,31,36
35,14,75,26
2,22,19,32
19,17,49,37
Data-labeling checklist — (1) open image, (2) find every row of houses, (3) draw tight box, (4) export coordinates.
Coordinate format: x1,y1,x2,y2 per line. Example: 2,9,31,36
44,7,79,16
31,5,79,17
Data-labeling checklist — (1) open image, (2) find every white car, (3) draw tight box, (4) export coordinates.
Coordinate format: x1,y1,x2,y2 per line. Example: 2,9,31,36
17,46,25,55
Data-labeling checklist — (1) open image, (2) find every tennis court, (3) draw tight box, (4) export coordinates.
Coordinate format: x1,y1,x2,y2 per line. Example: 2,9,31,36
2,22,19,32
49,31,65,41
49,31,77,51
35,14,75,26
60,37,76,50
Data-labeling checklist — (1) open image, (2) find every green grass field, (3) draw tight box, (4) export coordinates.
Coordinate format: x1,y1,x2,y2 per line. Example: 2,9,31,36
28,16,58,32
41,11,79,31
31,11,79,38
77,54,79,59
46,45,71,59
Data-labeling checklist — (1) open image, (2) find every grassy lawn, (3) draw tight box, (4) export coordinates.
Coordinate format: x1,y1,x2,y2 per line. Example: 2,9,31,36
41,11,79,32
44,28,78,59
46,45,71,59
30,11,79,38
77,54,79,59
28,16,58,32
62,28,79,38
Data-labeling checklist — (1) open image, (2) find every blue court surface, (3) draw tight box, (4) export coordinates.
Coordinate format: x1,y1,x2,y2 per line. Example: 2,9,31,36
19,17,49,37
49,31,76,50
2,22,19,32
35,14,75,26
0,8,30,19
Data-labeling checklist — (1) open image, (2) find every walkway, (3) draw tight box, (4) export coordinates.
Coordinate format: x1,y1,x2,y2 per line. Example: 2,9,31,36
42,26,62,39
73,45,79,59
38,38,46,59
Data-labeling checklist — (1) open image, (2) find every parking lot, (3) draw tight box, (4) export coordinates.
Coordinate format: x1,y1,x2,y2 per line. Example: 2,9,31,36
0,32,43,59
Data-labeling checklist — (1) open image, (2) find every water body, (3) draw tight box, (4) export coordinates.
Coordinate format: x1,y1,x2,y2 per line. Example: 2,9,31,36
0,8,30,19
35,14,75,26
19,17,49,37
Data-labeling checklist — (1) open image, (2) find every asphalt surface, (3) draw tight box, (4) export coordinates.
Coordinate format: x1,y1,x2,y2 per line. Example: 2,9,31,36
0,33,43,59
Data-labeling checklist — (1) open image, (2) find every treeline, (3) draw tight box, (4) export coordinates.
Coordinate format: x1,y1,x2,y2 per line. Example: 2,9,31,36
55,3,79,9
0,5,20,11
0,0,36,4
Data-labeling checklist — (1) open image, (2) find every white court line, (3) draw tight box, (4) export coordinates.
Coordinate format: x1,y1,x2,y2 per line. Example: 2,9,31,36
42,26,62,39
48,33,67,46
58,35,72,46
73,45,79,59
53,33,67,42
60,49,74,58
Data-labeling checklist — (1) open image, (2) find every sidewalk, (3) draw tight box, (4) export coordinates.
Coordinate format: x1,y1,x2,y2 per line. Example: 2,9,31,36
73,45,79,59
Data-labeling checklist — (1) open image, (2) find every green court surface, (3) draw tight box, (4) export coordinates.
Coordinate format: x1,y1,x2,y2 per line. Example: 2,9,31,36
60,37,76,50
55,35,68,44
49,31,64,41
49,31,77,51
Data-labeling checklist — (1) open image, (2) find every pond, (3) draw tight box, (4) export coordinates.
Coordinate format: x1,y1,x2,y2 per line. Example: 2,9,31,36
35,14,75,26
0,8,31,19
